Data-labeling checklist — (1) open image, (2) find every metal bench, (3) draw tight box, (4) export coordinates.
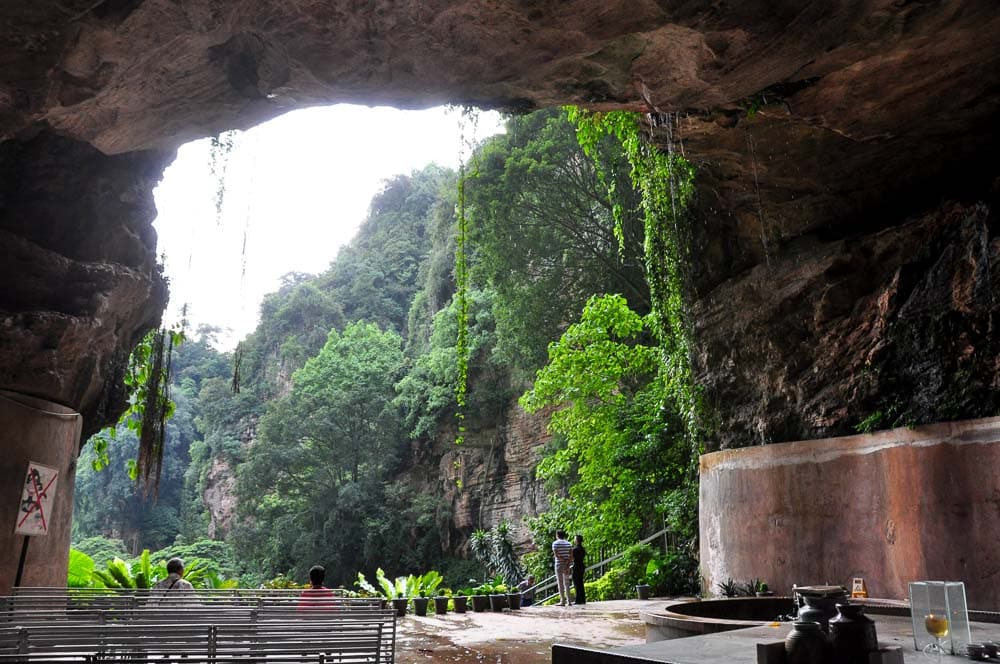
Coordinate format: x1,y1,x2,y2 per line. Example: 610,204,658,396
0,619,386,662
0,592,395,663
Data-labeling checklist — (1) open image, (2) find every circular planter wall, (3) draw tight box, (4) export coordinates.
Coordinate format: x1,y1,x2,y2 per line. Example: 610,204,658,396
0,391,82,592
700,417,1000,610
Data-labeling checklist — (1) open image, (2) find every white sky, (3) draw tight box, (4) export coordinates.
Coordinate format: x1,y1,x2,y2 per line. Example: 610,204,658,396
153,105,504,350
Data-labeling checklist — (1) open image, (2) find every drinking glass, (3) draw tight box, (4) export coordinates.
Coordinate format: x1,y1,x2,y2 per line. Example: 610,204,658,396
923,614,949,662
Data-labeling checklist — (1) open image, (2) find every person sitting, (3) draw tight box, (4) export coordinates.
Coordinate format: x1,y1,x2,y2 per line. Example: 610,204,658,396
297,565,337,611
151,557,195,603
517,574,536,606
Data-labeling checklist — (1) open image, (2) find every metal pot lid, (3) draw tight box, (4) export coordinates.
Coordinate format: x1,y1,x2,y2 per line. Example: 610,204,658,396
795,585,848,598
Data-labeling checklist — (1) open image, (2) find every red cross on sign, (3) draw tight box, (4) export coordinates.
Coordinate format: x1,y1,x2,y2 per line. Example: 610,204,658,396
15,463,58,536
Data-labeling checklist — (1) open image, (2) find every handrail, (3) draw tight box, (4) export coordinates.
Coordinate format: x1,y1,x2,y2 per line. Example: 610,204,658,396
529,526,673,604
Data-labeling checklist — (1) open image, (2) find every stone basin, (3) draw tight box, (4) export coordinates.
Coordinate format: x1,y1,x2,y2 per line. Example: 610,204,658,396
642,597,795,641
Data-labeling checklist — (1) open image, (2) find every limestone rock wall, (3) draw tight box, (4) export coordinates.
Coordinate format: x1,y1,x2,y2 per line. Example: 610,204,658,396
203,456,237,539
689,197,1000,449
0,131,170,438
402,399,551,555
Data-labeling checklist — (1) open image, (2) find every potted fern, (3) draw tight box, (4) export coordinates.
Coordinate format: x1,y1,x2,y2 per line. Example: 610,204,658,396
357,568,411,617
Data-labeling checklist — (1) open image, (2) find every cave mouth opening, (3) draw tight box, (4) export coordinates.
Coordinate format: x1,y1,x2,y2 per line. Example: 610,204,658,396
152,103,505,350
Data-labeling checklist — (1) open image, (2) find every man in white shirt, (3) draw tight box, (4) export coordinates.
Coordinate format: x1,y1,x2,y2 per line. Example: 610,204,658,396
551,531,573,607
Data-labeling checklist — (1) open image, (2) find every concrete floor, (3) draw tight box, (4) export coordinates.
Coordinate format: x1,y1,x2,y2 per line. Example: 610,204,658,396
395,599,653,663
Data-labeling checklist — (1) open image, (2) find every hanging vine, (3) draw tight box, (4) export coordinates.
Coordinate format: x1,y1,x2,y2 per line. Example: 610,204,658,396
566,107,701,449
89,325,184,498
453,107,480,446
209,130,238,225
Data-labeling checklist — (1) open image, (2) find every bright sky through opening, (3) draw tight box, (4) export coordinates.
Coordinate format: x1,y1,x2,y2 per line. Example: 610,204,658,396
153,105,504,350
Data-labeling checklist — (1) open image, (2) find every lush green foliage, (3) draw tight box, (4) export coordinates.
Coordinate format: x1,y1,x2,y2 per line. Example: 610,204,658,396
468,521,525,586
74,332,230,553
521,295,690,551
582,543,697,600
73,112,705,592
567,108,700,439
68,547,237,589
73,535,130,567
356,568,443,599
235,321,407,580
395,289,509,441
466,110,648,379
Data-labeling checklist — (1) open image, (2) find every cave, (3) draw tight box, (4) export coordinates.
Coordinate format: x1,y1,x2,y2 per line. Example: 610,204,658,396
1,1,999,594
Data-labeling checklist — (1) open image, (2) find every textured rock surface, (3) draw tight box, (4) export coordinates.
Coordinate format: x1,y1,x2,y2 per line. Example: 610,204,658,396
690,198,1000,448
203,456,238,539
0,132,169,438
1,1,997,155
405,399,551,553
1,0,998,440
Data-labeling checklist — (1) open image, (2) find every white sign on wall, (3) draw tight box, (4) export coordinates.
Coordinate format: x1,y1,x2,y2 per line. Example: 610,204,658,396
14,462,58,536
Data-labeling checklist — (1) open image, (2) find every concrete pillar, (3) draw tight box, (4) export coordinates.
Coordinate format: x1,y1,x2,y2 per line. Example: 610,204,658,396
700,417,1000,610
0,390,81,592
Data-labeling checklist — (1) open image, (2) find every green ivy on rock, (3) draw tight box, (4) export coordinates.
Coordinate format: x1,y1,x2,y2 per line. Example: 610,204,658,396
566,107,702,455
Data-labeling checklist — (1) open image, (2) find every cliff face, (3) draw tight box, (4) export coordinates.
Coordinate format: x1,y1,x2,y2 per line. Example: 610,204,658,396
1,0,998,452
399,400,551,554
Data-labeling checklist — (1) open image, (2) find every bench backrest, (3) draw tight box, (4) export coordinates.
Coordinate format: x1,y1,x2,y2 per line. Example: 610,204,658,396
0,604,395,664
0,619,388,662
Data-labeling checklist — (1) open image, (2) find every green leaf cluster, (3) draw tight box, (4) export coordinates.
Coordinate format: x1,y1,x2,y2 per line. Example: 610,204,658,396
521,294,690,550
468,521,525,586
357,568,443,599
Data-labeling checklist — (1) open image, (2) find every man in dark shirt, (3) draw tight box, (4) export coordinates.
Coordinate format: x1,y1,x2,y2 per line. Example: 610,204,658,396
572,534,587,605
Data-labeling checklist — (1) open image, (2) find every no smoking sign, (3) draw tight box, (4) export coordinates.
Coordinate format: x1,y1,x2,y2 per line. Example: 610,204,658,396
15,463,58,537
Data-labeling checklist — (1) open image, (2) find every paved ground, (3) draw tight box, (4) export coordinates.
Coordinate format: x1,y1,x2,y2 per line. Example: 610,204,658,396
395,600,656,663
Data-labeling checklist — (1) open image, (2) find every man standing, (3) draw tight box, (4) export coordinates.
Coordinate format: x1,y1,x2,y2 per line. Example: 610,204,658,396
552,530,573,607
572,534,587,605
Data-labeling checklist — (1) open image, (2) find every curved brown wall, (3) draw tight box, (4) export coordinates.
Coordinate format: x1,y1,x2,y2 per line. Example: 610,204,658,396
700,417,1000,610
0,391,81,593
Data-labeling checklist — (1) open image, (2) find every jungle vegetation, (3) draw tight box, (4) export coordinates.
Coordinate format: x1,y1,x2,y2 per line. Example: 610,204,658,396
72,109,699,595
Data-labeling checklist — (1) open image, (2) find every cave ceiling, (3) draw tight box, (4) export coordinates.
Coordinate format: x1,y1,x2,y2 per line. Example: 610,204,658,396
1,0,999,442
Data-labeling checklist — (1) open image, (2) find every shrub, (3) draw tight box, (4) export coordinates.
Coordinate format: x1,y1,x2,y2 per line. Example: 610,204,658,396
646,550,699,596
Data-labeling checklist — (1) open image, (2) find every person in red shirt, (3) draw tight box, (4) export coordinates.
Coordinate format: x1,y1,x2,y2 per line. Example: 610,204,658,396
297,565,337,611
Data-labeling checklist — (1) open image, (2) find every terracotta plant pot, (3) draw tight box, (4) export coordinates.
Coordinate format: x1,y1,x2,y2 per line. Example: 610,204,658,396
452,595,468,613
471,595,489,612
434,596,449,614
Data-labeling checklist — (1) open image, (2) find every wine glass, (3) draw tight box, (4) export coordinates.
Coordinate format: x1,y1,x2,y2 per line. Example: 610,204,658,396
923,613,949,661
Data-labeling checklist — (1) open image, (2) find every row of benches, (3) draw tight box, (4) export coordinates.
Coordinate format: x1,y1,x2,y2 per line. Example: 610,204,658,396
0,620,384,662
0,590,395,663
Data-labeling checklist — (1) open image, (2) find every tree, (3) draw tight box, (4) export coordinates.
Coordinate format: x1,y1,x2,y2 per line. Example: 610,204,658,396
467,109,648,379
395,289,510,441
520,294,691,551
235,321,407,581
